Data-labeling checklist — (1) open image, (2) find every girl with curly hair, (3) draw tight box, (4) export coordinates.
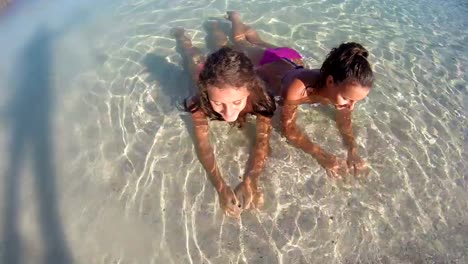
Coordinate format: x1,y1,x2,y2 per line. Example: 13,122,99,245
172,28,275,218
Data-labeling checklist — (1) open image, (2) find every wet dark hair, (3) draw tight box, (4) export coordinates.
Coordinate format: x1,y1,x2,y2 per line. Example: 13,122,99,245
318,42,374,88
185,47,276,125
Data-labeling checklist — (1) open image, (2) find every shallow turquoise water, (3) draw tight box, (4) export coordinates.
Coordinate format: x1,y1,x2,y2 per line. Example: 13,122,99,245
0,0,466,263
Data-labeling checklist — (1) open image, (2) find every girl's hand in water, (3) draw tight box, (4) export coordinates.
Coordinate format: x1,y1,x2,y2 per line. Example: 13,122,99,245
234,178,264,210
218,185,242,218
317,153,348,179
347,149,370,178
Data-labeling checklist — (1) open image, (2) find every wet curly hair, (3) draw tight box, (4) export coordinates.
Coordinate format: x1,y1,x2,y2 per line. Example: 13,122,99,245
185,47,276,125
317,42,374,88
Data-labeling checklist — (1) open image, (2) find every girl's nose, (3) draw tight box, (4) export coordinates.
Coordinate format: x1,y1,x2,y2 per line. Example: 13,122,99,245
223,105,236,117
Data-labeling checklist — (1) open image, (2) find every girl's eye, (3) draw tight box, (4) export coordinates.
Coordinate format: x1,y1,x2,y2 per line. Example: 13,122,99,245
213,102,222,106
233,100,242,105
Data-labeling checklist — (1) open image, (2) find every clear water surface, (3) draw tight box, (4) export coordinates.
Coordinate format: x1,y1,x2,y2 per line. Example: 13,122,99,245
0,0,466,263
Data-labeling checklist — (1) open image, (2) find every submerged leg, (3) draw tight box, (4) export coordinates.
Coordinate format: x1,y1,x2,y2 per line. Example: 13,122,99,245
171,27,205,85
204,21,230,52
226,11,277,49
225,11,274,66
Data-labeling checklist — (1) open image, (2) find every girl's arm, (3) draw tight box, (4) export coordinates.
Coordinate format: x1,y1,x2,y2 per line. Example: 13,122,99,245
244,115,272,181
234,115,272,209
192,111,225,192
191,110,241,217
336,109,369,177
335,109,356,151
281,79,348,179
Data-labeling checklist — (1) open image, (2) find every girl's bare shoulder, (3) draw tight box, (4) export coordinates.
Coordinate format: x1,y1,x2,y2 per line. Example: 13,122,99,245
283,70,319,101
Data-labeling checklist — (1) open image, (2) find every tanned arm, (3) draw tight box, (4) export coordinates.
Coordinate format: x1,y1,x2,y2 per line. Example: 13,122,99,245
191,110,241,217
336,109,356,151
234,115,272,209
281,78,348,178
192,111,226,192
244,115,272,181
336,108,369,177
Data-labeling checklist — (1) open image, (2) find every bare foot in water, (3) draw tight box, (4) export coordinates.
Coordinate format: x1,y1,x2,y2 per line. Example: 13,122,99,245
225,11,266,46
204,21,229,50
170,27,196,51
226,10,241,22
170,27,186,39
170,27,205,82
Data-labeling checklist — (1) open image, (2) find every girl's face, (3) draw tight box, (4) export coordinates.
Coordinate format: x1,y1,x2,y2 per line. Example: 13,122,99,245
325,76,370,110
207,84,250,122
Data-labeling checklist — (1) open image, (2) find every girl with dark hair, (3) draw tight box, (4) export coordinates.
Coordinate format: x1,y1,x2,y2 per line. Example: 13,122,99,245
226,11,374,179
172,29,276,218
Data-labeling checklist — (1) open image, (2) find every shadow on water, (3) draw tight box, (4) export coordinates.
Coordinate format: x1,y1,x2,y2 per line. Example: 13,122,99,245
142,52,199,158
2,28,72,264
142,53,193,108
0,0,12,16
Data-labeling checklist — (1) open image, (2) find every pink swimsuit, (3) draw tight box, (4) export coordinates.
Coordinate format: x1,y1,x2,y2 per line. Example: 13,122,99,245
259,47,303,66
